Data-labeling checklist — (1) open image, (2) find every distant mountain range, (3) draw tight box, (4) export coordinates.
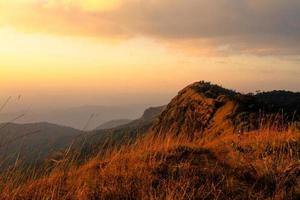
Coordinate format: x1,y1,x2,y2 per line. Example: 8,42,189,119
0,105,166,168
96,119,133,130
0,105,148,130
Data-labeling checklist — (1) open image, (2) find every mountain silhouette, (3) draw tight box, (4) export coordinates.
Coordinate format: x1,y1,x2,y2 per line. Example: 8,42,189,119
0,122,83,168
96,119,133,130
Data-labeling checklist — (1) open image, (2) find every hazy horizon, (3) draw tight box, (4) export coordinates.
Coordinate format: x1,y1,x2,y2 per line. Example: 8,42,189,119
1,79,299,115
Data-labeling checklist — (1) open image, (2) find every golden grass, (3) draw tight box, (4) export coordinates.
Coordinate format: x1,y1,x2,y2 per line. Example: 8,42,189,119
0,128,299,200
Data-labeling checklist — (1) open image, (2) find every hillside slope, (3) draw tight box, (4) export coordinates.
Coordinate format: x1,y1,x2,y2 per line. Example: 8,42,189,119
76,105,166,158
1,129,299,200
153,81,300,138
0,122,83,168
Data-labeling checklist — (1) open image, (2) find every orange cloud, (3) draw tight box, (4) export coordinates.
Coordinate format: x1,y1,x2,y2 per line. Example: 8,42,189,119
0,2,127,39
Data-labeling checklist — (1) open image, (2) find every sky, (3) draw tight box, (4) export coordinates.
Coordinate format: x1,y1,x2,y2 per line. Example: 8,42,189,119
0,0,300,112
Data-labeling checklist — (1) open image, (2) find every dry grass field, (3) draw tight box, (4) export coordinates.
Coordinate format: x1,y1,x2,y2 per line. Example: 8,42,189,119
0,125,299,200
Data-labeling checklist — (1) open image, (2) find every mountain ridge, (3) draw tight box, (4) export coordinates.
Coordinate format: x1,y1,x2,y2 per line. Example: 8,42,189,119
96,119,133,130
153,81,300,138
0,122,83,168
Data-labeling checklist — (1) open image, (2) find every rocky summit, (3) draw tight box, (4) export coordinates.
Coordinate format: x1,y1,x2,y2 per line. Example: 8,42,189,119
153,81,300,138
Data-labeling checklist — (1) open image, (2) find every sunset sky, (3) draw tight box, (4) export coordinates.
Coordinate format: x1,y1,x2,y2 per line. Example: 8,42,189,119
0,0,300,111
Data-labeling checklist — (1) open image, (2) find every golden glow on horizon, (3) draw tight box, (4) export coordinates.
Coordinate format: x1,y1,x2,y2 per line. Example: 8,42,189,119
0,27,187,93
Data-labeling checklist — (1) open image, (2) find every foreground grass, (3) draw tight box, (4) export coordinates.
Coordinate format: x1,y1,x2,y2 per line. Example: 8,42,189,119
0,128,299,200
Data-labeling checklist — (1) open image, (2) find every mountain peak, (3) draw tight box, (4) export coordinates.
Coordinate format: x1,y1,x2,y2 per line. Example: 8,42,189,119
140,106,167,122
153,81,300,138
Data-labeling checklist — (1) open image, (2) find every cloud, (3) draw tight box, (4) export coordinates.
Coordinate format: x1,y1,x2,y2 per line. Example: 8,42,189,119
0,2,126,39
1,0,300,56
115,0,300,55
